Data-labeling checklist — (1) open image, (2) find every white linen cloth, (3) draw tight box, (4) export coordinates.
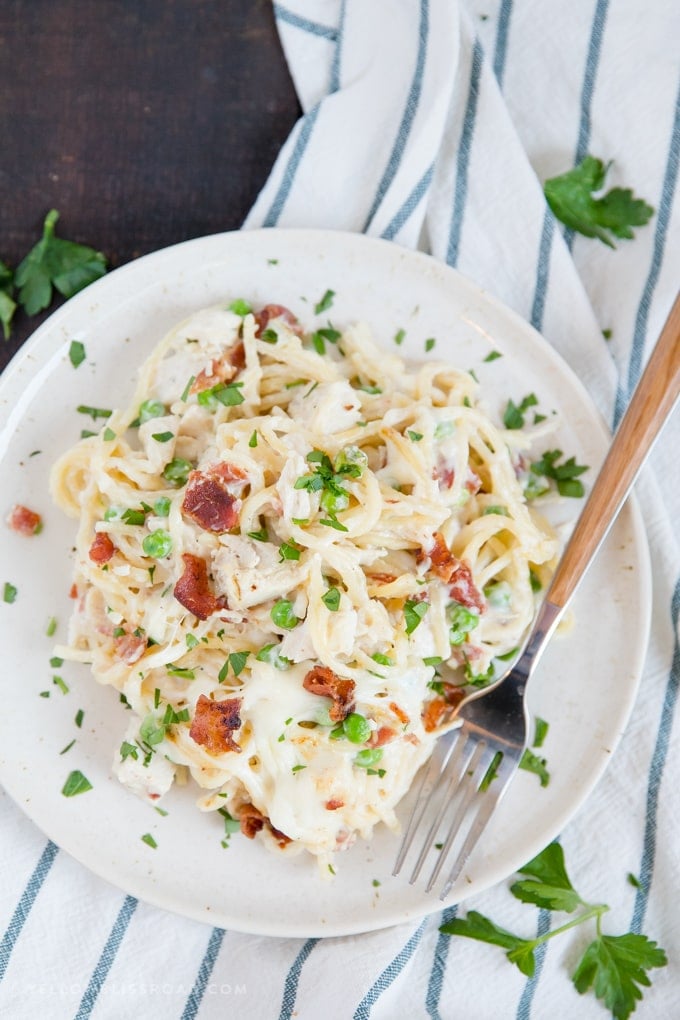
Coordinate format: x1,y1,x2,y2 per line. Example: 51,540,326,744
1,1,678,1017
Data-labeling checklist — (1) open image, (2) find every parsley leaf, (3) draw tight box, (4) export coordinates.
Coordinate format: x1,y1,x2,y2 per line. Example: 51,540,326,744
572,933,667,1020
0,261,16,339
61,769,93,797
440,911,538,978
510,842,582,913
530,449,589,498
15,209,107,316
314,289,335,314
503,393,538,430
519,747,550,787
544,156,654,248
404,598,429,635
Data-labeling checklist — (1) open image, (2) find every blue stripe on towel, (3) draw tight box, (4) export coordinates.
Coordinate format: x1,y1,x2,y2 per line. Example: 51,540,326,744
0,840,58,983
363,0,430,232
180,926,226,1020
631,578,680,933
278,938,320,1020
263,1,346,227
492,0,514,88
515,908,551,1020
381,163,434,241
624,78,680,402
565,0,610,251
425,906,457,1020
74,895,138,1019
273,3,338,42
353,919,427,1019
446,37,484,267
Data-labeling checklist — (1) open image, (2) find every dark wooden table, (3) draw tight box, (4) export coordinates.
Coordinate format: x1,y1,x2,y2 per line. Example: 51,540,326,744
0,0,300,368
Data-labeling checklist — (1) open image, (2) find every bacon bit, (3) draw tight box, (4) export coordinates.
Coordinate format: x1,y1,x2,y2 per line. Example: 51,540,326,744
325,798,344,811
434,465,455,490
189,693,242,754
69,583,78,599
191,341,246,395
422,683,466,732
7,504,42,536
174,553,226,620
466,469,482,494
253,303,303,337
206,460,249,492
368,726,396,747
114,631,146,665
389,701,410,725
450,561,485,613
182,471,241,533
404,732,420,746
303,665,355,722
270,825,292,848
89,531,116,564
367,572,398,585
239,802,265,838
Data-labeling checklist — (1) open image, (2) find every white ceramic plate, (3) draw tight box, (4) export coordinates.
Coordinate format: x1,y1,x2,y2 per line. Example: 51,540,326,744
0,230,650,937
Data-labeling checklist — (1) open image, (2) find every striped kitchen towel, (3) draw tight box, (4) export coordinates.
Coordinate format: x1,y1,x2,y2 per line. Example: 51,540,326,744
1,1,678,1017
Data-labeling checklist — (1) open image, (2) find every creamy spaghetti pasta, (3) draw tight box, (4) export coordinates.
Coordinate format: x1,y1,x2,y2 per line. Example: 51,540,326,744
51,301,557,865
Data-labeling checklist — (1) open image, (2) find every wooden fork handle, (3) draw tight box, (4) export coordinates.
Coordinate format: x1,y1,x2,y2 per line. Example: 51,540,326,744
546,291,680,611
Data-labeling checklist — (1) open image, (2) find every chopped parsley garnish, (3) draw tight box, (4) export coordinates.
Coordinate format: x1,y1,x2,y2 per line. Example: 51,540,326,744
50,656,63,667
52,675,69,695
61,770,93,797
291,764,307,773
544,155,654,247
260,328,278,343
279,540,301,562
529,449,589,498
255,642,291,670
447,603,479,645
59,739,76,755
151,431,174,443
75,709,84,728
423,655,443,667
425,337,436,352
3,582,17,604
185,633,199,650
394,328,406,345
404,598,429,635
141,833,158,849
68,340,86,368
483,505,509,516
483,350,502,362
371,652,394,666
533,716,549,749
180,375,195,402
529,568,543,592
247,527,268,542
77,404,112,421
197,380,245,409
321,587,341,612
219,651,250,681
166,665,195,679
319,517,348,532
248,430,258,448
519,748,550,787
503,393,538,430
45,616,57,636
311,325,341,355
120,741,138,762
103,427,116,441
121,508,146,526
314,289,335,314
407,430,423,442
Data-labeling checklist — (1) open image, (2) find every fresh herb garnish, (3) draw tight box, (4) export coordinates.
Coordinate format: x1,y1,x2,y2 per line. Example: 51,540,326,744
103,427,116,441
75,709,84,728
141,833,158,849
13,209,106,319
3,582,17,604
394,328,405,346
151,431,174,443
544,155,654,247
407,430,423,442
248,430,258,448
0,261,16,338
314,289,335,314
321,587,341,612
68,340,86,368
279,540,301,562
503,393,538,430
425,337,436,352
229,298,252,317
441,843,667,1018
404,598,429,635
61,770,93,797
530,449,589,498
197,381,245,409
533,716,549,748
77,404,112,421
483,350,502,362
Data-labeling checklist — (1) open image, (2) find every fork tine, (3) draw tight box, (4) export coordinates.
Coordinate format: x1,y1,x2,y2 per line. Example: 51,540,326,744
437,750,521,900
424,739,496,892
392,729,458,876
408,729,477,883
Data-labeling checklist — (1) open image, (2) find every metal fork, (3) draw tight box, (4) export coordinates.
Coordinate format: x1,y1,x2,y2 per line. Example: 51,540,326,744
394,290,680,899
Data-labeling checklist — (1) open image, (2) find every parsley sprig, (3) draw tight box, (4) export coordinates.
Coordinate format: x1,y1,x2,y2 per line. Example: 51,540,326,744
441,842,666,1018
528,449,590,499
294,446,367,527
544,156,654,248
2,210,107,338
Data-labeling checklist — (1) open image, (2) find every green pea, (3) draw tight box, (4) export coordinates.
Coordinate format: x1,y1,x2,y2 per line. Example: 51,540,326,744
270,600,298,630
354,748,383,769
343,713,371,744
162,457,193,486
142,529,173,558
153,496,171,517
138,399,167,424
